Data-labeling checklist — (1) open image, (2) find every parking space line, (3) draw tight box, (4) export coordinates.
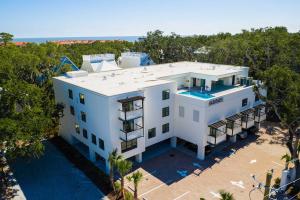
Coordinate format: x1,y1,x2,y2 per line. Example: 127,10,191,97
139,179,173,197
126,170,157,186
173,191,190,200
272,161,284,167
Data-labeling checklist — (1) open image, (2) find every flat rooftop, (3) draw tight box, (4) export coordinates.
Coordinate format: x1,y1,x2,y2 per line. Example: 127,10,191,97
54,61,247,96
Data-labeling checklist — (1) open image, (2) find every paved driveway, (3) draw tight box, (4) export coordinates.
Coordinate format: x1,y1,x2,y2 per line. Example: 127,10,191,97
10,142,105,200
126,125,287,200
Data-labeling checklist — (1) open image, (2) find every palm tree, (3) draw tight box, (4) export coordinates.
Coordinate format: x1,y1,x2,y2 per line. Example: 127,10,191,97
219,190,235,200
281,153,292,170
108,149,123,192
117,159,132,198
127,171,143,200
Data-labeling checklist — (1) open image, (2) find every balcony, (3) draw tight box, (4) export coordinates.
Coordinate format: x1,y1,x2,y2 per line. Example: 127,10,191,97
254,104,266,123
207,120,227,145
120,124,144,141
241,108,255,129
226,114,242,136
119,106,143,121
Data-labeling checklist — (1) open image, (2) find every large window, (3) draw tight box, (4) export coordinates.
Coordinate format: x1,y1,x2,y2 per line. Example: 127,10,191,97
121,139,137,153
162,107,169,117
179,106,184,117
83,129,88,139
148,128,156,139
68,89,73,99
75,123,80,134
242,98,248,107
98,138,105,150
79,93,85,104
122,101,134,112
162,89,170,100
70,106,75,115
193,110,199,122
162,123,169,134
81,111,86,122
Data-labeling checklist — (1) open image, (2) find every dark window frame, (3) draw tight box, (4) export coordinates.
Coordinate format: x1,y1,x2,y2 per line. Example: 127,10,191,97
98,138,105,150
70,106,75,115
83,129,88,139
162,89,170,100
68,89,73,99
162,107,170,117
91,134,96,145
162,123,169,133
242,98,248,107
75,123,80,134
79,93,85,104
81,111,86,122
148,128,156,139
121,139,137,153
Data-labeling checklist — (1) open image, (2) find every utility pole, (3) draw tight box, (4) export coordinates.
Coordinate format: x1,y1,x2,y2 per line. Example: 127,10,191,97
263,170,273,200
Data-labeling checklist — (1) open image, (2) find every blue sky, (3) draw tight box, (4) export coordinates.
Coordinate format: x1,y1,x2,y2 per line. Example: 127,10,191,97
1,0,299,38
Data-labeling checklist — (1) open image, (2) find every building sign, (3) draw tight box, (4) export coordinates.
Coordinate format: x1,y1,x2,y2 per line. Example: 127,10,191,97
209,97,223,106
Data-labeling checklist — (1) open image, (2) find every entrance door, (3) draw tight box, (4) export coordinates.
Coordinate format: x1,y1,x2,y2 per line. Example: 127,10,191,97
192,78,197,87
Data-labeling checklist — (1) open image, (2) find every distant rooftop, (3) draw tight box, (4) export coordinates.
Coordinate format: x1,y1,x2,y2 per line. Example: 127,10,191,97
54,62,247,96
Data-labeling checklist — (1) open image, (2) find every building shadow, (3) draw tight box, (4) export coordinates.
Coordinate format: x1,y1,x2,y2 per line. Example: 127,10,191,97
130,133,260,185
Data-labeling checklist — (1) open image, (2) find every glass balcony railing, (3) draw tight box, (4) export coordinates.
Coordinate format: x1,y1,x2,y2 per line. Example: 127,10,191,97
119,106,143,120
120,124,144,141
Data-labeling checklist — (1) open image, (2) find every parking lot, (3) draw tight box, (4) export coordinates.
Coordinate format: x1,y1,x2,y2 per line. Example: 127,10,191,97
126,123,287,200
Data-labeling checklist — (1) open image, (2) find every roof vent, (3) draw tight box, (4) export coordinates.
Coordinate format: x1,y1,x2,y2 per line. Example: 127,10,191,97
111,73,115,77
103,76,107,80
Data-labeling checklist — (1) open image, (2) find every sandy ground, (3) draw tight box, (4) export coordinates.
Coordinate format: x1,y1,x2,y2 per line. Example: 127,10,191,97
10,142,105,200
126,122,288,200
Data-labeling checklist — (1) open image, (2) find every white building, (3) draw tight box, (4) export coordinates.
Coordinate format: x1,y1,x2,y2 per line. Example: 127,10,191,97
81,54,121,72
53,61,266,173
118,52,154,68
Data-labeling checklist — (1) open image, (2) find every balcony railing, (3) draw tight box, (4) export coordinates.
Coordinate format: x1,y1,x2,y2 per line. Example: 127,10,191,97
120,124,144,141
207,131,227,145
119,107,143,121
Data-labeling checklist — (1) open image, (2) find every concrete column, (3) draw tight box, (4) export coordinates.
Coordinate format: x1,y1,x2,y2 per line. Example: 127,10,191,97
135,153,143,163
230,135,237,143
89,148,96,162
170,137,177,148
197,145,205,160
105,159,110,175
255,122,261,129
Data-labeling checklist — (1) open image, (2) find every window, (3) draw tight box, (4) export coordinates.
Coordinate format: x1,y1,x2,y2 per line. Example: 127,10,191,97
122,101,134,112
79,93,85,104
193,110,199,122
121,139,137,153
75,123,80,134
68,89,73,99
162,107,169,117
162,89,170,100
70,106,75,115
242,98,248,107
83,129,88,139
91,134,96,145
179,106,184,117
255,94,259,102
81,111,86,122
98,138,105,150
162,123,169,133
148,128,156,139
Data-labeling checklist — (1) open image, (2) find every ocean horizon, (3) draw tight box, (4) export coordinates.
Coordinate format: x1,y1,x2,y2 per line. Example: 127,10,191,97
13,36,141,43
